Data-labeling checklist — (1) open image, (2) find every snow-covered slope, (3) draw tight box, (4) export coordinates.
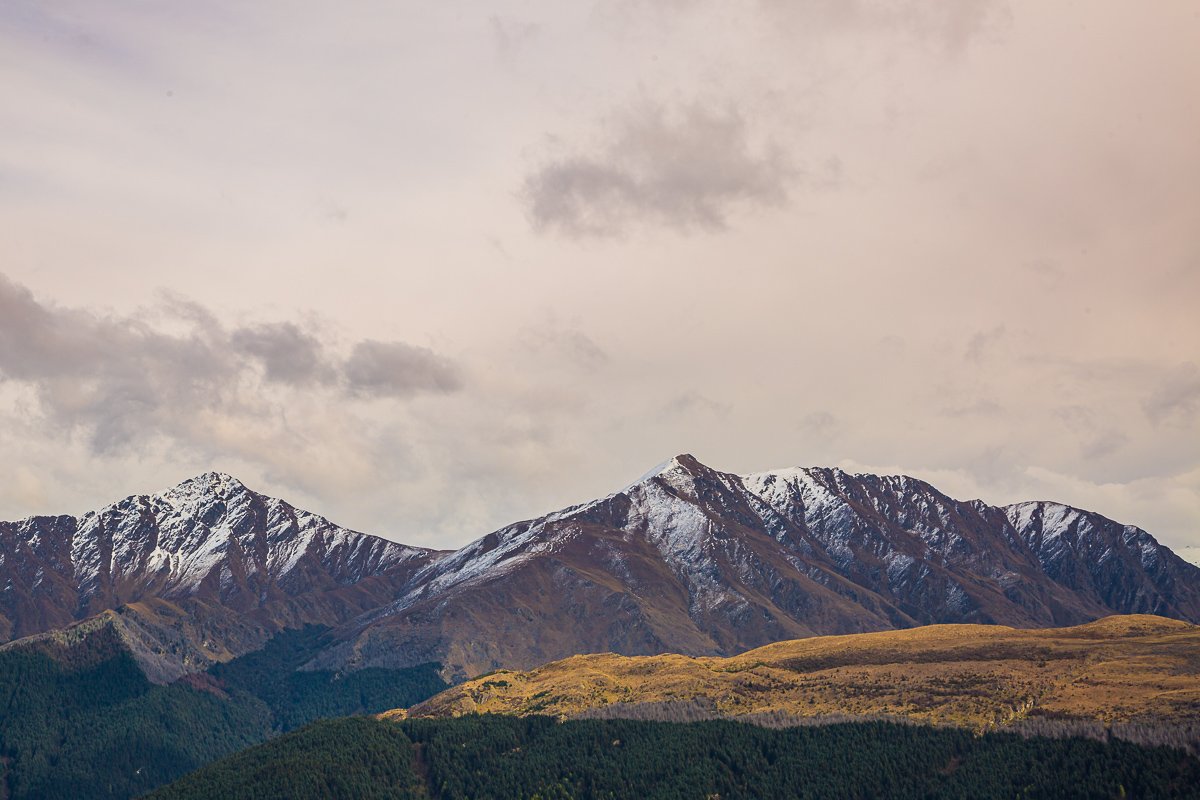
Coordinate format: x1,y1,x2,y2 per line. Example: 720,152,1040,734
312,455,1200,679
1003,500,1194,617
0,472,438,646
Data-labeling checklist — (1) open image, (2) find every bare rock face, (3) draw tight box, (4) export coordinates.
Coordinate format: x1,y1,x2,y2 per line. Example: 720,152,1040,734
0,472,441,665
310,455,1200,680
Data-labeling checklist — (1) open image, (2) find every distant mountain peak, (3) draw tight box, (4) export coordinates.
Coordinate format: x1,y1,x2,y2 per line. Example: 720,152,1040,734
0,473,438,658
668,453,708,472
164,470,250,499
189,470,244,486
622,453,711,490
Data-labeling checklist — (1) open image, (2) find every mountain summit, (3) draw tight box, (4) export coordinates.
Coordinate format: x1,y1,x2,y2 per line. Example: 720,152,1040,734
306,455,1200,679
0,473,440,675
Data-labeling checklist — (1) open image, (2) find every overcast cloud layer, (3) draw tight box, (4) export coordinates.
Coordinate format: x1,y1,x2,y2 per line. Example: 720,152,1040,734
1,0,1197,553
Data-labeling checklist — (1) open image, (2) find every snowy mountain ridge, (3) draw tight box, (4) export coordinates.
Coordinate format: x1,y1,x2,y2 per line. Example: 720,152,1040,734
307,454,1200,679
3,455,1198,682
0,471,438,645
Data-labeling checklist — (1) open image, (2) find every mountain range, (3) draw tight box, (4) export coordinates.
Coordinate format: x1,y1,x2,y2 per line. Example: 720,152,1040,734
3,455,1198,681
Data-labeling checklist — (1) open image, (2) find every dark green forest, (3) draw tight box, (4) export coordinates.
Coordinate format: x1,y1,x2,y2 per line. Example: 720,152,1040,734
150,713,1200,800
145,717,423,800
207,626,447,731
0,626,446,800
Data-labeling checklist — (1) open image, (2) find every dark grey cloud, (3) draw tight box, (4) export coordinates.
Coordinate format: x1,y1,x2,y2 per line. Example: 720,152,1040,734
0,274,236,451
0,273,460,453
1144,362,1200,426
343,340,463,398
522,102,794,238
231,322,331,385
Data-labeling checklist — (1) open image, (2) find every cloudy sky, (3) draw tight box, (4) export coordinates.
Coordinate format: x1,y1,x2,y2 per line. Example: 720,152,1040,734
1,0,1197,554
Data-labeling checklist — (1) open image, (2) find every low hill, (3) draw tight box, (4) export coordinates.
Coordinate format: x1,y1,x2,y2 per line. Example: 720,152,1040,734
146,714,1200,800
395,615,1200,731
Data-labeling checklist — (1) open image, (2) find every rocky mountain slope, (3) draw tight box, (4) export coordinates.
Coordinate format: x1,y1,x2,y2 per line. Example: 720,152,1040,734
310,455,1200,679
395,615,1200,730
3,456,1197,682
0,472,442,673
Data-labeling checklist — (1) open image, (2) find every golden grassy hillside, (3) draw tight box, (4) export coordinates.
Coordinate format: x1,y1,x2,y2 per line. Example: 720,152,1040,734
385,615,1200,730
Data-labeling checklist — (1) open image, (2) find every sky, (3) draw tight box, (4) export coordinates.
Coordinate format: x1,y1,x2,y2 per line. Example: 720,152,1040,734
1,0,1197,554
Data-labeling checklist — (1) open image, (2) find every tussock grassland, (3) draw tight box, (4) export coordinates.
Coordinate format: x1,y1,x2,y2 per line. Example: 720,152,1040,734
387,615,1200,732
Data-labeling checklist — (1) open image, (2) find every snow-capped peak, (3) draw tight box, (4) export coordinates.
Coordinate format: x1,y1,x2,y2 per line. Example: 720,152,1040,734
621,454,707,491
2,471,434,627
161,471,248,504
622,458,677,491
